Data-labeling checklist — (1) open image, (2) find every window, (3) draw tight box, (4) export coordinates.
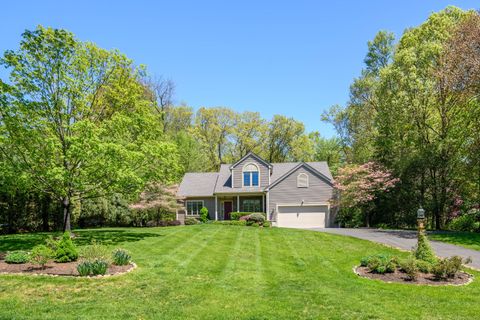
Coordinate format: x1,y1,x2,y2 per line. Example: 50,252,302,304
186,200,204,215
243,163,259,186
242,199,262,212
297,173,309,188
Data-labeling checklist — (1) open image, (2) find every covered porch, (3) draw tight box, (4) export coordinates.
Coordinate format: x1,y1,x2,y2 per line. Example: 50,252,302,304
214,193,267,220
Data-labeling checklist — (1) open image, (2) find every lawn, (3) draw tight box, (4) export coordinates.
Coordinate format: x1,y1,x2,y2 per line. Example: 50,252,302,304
429,231,480,251
1,225,480,319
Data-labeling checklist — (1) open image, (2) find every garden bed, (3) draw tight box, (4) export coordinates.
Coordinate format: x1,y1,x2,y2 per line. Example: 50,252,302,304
0,254,135,277
355,266,472,286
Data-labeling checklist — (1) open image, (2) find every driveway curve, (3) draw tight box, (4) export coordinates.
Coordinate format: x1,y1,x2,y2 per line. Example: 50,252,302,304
311,228,480,270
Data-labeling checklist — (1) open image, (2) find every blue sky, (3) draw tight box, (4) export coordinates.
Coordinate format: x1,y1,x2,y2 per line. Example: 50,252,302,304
0,1,478,137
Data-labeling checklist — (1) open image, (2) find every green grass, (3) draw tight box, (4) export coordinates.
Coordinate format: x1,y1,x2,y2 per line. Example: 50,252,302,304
429,231,480,251
1,225,480,319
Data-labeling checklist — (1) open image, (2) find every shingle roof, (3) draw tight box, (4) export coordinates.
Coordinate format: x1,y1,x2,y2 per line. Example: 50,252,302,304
177,172,218,197
177,161,332,197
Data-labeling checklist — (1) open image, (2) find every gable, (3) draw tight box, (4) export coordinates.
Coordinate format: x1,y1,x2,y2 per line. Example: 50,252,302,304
232,154,270,188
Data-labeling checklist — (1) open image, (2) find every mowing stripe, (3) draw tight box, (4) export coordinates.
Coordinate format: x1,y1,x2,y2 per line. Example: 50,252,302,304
174,228,223,269
220,227,245,279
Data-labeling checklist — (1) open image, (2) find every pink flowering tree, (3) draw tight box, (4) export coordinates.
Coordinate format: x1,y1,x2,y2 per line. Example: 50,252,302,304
334,162,399,227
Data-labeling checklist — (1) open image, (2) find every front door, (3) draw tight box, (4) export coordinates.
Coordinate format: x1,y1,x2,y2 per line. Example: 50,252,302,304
223,201,233,220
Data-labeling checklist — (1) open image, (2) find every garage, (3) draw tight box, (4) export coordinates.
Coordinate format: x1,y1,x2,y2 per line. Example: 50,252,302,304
276,205,328,228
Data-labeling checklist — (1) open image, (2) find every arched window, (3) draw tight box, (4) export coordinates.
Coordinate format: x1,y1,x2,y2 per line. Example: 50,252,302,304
297,173,309,188
243,163,259,186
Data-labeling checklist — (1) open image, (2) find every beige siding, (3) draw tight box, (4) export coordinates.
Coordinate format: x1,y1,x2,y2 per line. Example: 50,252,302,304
232,155,269,188
185,197,216,219
268,166,334,226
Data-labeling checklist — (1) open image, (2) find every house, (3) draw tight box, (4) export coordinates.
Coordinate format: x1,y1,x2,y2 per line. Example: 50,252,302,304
177,152,336,228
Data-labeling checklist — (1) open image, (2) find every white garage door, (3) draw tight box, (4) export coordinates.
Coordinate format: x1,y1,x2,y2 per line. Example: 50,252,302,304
277,205,327,228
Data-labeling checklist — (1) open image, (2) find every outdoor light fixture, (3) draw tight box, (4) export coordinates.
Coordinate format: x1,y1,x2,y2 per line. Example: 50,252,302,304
417,206,425,219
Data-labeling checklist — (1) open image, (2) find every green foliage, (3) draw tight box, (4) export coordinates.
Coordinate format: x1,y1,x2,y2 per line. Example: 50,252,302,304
251,223,260,228
5,251,30,264
90,259,109,275
431,256,470,280
30,245,53,268
211,220,247,226
112,249,131,266
414,233,437,264
447,210,480,232
185,217,200,225
77,261,92,276
247,213,265,224
230,212,252,221
53,232,79,263
361,254,397,274
80,241,111,263
200,207,209,223
399,256,419,281
263,221,271,228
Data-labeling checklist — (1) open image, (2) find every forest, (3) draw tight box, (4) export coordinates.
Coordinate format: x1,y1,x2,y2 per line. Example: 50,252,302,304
1,6,479,233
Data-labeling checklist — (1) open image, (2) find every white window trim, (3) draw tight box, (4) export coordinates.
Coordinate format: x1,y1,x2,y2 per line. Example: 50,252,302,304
185,200,204,216
242,162,260,187
297,173,309,188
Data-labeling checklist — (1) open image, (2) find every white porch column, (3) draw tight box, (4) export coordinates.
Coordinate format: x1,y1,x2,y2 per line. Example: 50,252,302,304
215,195,218,220
237,195,240,212
266,192,269,220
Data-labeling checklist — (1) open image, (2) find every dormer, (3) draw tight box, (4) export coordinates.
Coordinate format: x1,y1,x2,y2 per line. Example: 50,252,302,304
229,152,272,188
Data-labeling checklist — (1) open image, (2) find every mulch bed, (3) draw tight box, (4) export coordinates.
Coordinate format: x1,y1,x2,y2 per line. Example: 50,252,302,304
0,254,134,277
355,266,472,286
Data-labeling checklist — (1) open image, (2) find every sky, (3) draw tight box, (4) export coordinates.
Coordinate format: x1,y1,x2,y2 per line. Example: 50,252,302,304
0,1,478,137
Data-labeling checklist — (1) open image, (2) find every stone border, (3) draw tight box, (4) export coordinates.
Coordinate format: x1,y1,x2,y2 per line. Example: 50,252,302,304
353,265,474,287
0,262,137,279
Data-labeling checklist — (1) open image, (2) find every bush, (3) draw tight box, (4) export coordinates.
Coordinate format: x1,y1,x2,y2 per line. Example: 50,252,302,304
211,220,246,226
248,213,266,223
447,210,480,232
80,241,111,263
112,249,131,266
239,215,251,221
90,259,109,275
399,256,419,281
416,259,433,273
200,207,209,223
30,245,53,268
158,220,181,227
185,217,200,225
77,261,92,276
5,251,30,264
432,256,470,280
53,232,79,263
263,221,271,228
361,254,397,274
251,223,260,227
414,233,437,264
231,212,254,220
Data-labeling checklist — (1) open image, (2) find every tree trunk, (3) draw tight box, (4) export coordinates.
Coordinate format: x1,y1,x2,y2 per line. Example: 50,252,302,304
41,196,49,232
62,196,71,233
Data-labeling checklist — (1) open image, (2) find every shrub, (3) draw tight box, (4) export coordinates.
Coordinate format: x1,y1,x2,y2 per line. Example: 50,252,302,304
263,221,271,228
251,223,260,227
416,259,433,273
211,220,246,226
248,213,266,223
361,254,397,274
447,211,480,232
158,220,182,227
90,259,109,275
30,245,53,268
77,261,92,276
432,256,470,280
200,207,209,223
231,212,254,220
112,249,131,266
185,217,200,225
5,251,30,264
239,215,251,221
54,232,79,263
80,241,111,263
399,256,419,281
414,233,437,264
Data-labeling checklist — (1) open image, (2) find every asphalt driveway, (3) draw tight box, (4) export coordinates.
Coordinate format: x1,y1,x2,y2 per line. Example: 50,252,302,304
311,228,480,270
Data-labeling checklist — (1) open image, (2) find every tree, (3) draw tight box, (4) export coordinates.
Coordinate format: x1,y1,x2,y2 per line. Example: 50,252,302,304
193,107,236,170
0,26,180,232
227,111,266,161
309,132,344,175
334,162,399,227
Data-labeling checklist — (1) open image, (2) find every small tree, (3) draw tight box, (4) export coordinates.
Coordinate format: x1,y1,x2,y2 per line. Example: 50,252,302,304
200,207,209,223
334,162,399,227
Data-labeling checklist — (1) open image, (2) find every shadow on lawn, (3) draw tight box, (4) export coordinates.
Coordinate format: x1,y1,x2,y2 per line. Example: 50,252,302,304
0,229,161,252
